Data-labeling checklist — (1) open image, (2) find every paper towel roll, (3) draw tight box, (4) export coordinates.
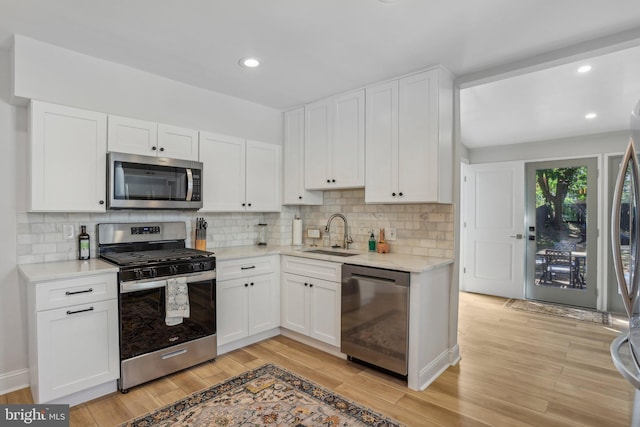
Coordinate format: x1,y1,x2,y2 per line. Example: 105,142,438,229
292,219,303,245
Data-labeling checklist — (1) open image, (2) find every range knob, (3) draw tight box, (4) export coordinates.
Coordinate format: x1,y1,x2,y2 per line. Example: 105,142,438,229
145,267,157,278
169,265,178,275
199,262,207,271
134,269,143,280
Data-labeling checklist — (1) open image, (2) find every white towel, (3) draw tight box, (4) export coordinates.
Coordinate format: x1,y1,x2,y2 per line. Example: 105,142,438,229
165,277,190,326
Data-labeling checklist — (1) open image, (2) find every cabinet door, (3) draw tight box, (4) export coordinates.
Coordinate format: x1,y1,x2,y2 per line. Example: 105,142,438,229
304,99,331,189
216,278,249,345
29,101,107,212
365,81,398,203
309,278,340,346
281,273,309,335
245,140,281,212
35,299,118,403
283,108,323,205
158,124,199,161
332,90,365,188
199,132,246,212
107,115,157,157
247,273,278,335
398,71,439,202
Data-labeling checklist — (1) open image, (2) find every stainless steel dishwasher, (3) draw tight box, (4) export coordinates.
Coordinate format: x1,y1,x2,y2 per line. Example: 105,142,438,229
341,264,410,378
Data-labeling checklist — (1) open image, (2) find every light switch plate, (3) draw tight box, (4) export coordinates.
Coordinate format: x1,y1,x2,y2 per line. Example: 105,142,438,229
387,228,397,240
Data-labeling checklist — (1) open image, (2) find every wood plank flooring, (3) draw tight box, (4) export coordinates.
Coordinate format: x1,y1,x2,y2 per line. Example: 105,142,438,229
2,292,634,426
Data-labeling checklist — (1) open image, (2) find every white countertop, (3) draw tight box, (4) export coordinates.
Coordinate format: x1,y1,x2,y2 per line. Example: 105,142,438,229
19,259,119,282
213,245,452,273
18,246,452,282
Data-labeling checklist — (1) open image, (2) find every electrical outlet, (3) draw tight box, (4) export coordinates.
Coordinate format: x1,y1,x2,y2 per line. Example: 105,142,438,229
63,224,74,239
387,228,397,240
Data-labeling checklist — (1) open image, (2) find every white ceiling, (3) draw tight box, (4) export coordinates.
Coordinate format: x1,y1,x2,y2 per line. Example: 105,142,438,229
1,0,640,148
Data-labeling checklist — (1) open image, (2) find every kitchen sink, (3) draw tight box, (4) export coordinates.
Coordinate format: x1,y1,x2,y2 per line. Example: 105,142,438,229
304,249,360,257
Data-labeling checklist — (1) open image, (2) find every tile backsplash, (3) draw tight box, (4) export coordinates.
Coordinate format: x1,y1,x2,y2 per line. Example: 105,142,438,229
300,189,453,258
16,190,453,264
16,208,300,264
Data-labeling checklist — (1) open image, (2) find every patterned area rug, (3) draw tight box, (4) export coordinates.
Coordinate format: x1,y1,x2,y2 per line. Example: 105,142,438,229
505,298,611,325
121,363,404,426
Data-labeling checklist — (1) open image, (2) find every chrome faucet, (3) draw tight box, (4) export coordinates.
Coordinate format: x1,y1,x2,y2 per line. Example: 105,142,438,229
325,213,353,249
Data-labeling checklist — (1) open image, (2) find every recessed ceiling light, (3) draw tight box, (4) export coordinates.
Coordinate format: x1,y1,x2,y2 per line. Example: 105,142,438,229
238,57,261,69
585,112,597,120
577,65,592,73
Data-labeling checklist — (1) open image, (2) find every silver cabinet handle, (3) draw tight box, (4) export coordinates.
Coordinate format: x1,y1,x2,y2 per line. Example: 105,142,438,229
509,234,523,239
65,288,93,296
67,307,94,315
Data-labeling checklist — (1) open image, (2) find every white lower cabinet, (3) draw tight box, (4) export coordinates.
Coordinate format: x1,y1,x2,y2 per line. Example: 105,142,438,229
281,256,341,347
216,256,279,347
26,272,119,404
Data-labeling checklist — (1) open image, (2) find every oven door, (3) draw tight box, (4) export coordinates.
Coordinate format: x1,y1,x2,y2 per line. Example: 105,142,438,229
119,271,216,361
108,151,202,209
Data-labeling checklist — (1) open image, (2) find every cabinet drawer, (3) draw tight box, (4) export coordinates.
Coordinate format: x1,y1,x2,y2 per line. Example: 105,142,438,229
282,256,341,282
35,273,118,311
217,255,276,281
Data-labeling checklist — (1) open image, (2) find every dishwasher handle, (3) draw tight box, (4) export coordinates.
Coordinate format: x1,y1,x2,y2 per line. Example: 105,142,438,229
350,273,408,287
342,264,410,288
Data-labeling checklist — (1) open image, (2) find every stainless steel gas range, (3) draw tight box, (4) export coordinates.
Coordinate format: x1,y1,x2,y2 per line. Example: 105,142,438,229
98,222,216,392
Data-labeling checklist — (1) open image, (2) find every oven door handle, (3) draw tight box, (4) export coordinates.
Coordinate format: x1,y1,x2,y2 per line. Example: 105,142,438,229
120,271,216,293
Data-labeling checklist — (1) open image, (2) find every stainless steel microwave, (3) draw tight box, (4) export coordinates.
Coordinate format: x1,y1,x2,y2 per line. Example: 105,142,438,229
107,152,203,210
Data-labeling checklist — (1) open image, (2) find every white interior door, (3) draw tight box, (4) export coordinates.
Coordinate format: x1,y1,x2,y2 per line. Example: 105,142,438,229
463,161,525,299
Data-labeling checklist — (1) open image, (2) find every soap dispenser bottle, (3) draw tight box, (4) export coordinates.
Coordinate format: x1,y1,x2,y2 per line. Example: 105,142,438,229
368,231,376,252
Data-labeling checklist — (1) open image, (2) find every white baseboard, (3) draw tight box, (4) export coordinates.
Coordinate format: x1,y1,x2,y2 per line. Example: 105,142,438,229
279,328,345,360
416,349,451,391
217,328,280,356
0,368,29,395
449,343,461,365
47,381,117,407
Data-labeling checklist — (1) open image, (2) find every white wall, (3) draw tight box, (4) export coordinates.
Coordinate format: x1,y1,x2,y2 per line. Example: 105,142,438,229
0,48,27,393
0,35,287,393
12,35,282,145
467,130,629,164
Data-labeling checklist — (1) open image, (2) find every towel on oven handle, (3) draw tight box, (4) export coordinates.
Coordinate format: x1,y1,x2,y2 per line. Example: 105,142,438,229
165,277,190,326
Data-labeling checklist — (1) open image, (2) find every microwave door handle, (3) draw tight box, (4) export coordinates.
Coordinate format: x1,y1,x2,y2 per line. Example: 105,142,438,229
186,168,193,201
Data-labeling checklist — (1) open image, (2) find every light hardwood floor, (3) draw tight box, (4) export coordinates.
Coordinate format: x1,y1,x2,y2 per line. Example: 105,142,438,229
1,292,635,426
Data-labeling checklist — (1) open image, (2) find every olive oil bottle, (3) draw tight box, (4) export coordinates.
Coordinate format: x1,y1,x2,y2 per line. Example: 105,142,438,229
78,225,90,260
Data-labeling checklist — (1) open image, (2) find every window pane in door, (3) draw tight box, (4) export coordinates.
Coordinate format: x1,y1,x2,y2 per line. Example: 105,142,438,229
534,166,588,290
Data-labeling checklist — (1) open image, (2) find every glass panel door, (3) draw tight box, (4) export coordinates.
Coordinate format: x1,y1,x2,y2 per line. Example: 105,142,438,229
525,157,598,308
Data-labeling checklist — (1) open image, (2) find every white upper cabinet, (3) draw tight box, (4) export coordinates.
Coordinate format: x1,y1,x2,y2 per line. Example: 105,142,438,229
157,124,199,161
107,115,157,156
108,115,198,161
29,100,107,212
245,140,282,212
365,67,453,204
304,90,365,190
199,132,281,212
282,107,323,205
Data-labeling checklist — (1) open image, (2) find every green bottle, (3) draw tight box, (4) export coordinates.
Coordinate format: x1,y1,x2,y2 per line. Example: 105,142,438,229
368,231,376,252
